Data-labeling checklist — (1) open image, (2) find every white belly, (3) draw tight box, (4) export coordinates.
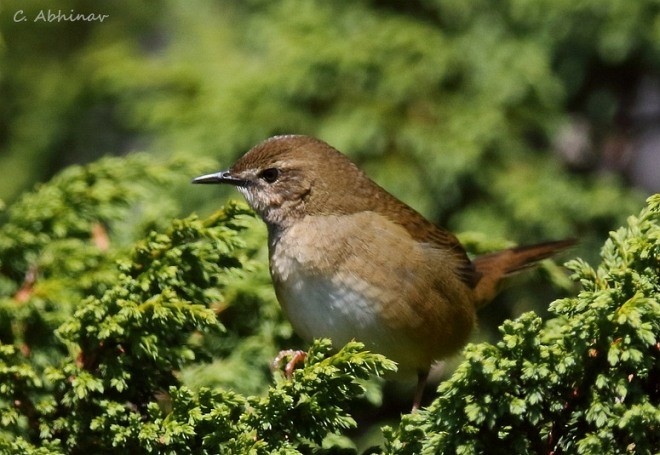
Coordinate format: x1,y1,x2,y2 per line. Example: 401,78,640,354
267,214,433,374
276,267,385,348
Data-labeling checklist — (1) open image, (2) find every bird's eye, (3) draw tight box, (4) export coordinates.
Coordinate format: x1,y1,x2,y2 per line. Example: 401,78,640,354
259,168,279,183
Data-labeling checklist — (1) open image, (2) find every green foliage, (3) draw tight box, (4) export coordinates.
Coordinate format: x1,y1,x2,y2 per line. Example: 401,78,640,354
0,154,215,370
1,0,651,353
384,195,659,454
0,146,657,454
1,0,646,238
0,159,394,453
1,1,659,452
1,339,394,454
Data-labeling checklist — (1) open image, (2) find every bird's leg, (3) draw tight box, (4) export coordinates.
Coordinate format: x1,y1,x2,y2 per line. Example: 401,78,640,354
412,370,429,412
271,349,307,379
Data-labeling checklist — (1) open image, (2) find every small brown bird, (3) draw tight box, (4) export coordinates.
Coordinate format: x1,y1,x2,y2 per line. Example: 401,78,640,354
193,135,574,410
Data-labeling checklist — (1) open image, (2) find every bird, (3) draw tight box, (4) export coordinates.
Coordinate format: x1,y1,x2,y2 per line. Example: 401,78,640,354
192,135,575,410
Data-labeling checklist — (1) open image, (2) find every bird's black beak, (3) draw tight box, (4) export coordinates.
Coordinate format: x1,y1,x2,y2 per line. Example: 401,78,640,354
191,170,248,186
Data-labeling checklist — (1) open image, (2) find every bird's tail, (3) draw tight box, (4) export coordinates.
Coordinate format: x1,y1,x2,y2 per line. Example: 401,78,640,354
472,239,576,309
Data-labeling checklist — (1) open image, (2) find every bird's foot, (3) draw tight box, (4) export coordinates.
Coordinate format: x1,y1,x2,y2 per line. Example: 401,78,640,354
271,349,307,379
412,370,429,412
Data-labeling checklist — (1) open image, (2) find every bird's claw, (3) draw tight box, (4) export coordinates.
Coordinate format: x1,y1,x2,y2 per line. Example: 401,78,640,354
271,349,307,379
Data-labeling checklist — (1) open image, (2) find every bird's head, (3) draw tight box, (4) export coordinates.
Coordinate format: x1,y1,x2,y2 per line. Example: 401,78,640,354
193,135,370,228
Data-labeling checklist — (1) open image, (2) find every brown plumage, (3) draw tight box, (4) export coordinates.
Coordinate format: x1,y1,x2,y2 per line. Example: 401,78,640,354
193,135,575,410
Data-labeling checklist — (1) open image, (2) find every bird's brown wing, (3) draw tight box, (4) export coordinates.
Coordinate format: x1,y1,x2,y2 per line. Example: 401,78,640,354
373,193,480,288
404,215,480,288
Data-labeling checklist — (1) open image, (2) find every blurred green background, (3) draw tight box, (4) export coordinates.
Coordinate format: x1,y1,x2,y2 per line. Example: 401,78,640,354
1,0,658,421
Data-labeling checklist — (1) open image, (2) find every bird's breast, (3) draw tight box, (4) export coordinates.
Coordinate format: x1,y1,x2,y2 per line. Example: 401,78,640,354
268,218,384,345
267,212,475,374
